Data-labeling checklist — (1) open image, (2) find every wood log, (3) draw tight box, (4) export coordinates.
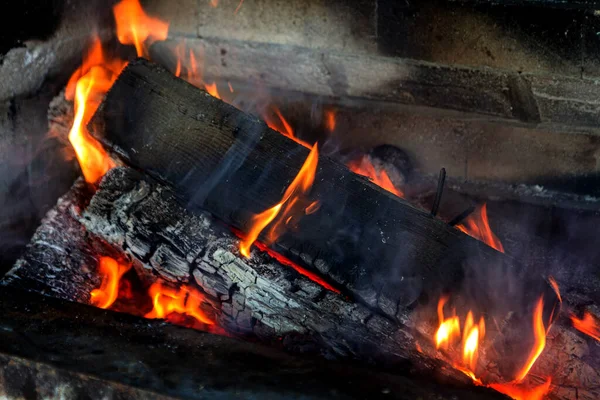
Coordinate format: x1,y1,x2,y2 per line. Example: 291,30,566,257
0,286,511,400
79,167,445,372
89,59,556,325
2,166,597,399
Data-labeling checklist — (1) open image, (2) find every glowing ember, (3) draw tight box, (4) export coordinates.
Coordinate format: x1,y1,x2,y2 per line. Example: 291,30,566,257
435,297,461,349
66,37,125,183
514,297,547,382
457,203,504,253
240,143,319,257
489,378,552,400
571,311,600,342
145,282,215,326
113,0,169,58
90,257,130,309
253,241,340,294
348,155,404,198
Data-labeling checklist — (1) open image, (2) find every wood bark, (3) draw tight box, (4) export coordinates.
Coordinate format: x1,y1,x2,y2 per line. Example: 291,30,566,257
89,59,556,325
0,286,512,400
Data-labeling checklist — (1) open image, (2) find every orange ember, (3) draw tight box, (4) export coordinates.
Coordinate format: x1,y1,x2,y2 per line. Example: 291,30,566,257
435,297,461,349
66,36,125,183
113,0,169,58
457,203,504,253
90,257,130,309
489,378,552,400
253,241,340,294
571,311,600,342
240,143,319,257
515,297,547,382
348,156,404,198
145,282,214,326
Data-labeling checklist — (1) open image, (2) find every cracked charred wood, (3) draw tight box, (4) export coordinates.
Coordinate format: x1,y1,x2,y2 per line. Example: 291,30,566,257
89,59,556,324
0,287,509,400
79,167,453,374
0,178,123,302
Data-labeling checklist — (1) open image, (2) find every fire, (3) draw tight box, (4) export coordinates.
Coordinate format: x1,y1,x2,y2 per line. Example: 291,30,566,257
66,37,125,183
571,311,600,342
548,277,562,304
90,257,130,309
514,297,547,382
348,155,404,198
240,143,319,257
145,282,214,326
456,203,504,253
262,106,311,148
462,311,485,371
113,0,169,58
433,295,553,399
490,378,552,400
324,109,336,132
435,297,461,349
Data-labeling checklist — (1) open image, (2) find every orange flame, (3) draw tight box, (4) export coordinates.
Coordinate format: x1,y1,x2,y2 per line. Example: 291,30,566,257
462,311,485,371
571,311,600,342
263,106,311,148
145,282,214,326
90,257,130,309
113,0,169,58
435,297,461,349
548,277,562,304
204,82,221,99
240,144,319,257
210,0,219,8
348,155,404,198
457,203,504,253
514,297,546,382
489,378,552,400
66,37,125,183
234,0,245,14
324,110,336,132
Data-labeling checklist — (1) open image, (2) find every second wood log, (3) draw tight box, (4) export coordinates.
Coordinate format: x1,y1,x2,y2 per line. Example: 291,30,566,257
89,58,552,321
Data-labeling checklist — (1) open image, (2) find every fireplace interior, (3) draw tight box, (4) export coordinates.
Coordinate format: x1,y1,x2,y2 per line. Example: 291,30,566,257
1,1,600,399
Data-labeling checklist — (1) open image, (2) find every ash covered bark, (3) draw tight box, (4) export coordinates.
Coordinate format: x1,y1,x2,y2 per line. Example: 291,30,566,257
0,178,119,302
80,167,477,381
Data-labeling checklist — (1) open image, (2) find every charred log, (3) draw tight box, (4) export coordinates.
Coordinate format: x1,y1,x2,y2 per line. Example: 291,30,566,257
88,59,556,324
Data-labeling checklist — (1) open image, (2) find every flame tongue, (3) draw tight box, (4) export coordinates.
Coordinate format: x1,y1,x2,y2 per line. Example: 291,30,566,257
113,0,169,58
90,257,130,309
66,36,125,183
240,143,319,257
514,297,546,382
457,203,504,253
571,311,600,342
145,282,214,326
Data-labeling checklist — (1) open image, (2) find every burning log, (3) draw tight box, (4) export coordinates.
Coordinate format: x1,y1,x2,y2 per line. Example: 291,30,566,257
0,286,511,400
88,59,555,325
2,166,509,398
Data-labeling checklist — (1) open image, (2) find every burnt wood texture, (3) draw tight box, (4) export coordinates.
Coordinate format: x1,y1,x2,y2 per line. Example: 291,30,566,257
89,59,552,322
0,286,511,400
